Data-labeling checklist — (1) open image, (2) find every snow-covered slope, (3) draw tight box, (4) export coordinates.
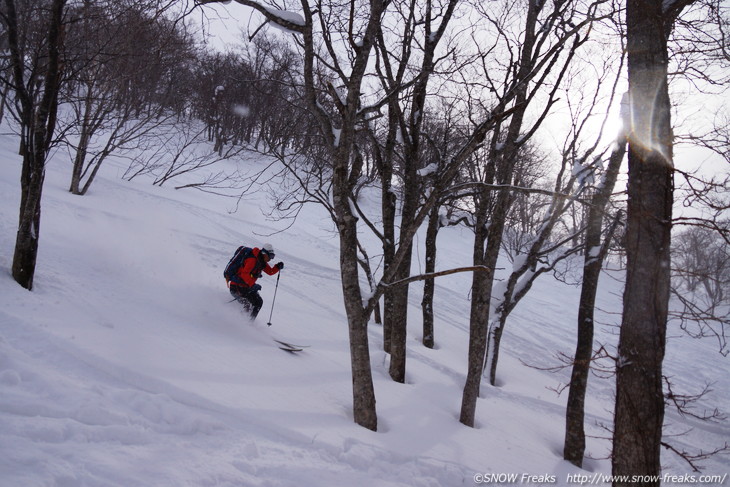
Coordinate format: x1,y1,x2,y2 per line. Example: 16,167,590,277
1,133,728,486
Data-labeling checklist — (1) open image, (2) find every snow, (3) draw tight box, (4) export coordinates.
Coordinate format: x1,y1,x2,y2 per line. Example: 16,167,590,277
233,104,251,117
261,6,305,36
1,128,728,486
263,7,305,27
584,246,602,267
416,163,438,177
333,85,348,106
571,159,585,177
332,127,341,147
512,253,529,272
572,158,595,189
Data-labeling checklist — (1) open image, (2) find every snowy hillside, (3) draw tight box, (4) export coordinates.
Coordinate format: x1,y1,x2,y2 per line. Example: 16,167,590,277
1,131,728,487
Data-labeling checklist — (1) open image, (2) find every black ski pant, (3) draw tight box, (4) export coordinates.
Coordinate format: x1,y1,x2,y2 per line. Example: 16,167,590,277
230,284,263,318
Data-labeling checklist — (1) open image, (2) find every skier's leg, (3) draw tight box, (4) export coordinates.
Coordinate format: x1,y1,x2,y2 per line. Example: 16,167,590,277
230,286,252,314
250,292,263,319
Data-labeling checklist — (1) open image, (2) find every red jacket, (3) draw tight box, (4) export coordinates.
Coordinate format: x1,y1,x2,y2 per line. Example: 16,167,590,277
234,247,279,288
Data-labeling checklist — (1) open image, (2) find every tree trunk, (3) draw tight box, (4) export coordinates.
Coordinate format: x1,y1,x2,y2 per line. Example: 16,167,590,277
459,238,493,426
459,0,542,426
7,0,66,290
331,112,378,432
460,174,502,425
381,159,397,353
484,310,507,386
613,140,672,486
377,1,459,367
564,137,626,467
0,81,8,124
613,0,675,483
389,155,420,381
421,205,440,348
12,162,45,290
70,130,90,195
70,82,97,195
338,211,378,431
461,160,518,425
388,243,413,383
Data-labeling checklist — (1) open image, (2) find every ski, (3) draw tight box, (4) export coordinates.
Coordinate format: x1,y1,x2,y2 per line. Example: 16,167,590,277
274,339,309,352
278,345,304,353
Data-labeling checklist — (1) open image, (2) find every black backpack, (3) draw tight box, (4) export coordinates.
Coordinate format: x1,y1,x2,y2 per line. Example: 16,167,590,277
224,246,253,284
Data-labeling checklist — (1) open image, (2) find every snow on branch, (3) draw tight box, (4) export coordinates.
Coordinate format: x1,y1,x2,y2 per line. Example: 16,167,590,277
417,163,439,177
263,6,304,26
197,0,305,33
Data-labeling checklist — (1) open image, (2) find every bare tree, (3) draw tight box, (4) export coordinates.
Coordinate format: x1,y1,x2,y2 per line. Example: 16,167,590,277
547,340,728,472
459,0,613,427
0,25,10,124
62,1,195,195
612,0,697,484
670,225,729,356
564,132,627,468
415,104,469,349
0,0,67,290
197,0,392,431
197,0,520,430
367,0,460,383
665,0,730,357
122,119,251,192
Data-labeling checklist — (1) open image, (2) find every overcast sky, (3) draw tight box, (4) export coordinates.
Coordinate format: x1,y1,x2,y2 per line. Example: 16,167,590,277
197,1,255,50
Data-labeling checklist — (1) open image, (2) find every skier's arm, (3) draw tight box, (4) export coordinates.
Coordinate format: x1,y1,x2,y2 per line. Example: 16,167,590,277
263,263,280,276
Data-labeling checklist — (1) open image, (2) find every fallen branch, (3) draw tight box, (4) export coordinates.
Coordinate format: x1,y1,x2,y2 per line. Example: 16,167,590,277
382,265,497,288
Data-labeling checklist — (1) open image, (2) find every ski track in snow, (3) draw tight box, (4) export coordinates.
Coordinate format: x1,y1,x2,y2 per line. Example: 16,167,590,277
1,134,728,486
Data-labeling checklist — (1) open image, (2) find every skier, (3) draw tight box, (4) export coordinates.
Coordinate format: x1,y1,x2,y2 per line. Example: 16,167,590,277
227,243,284,319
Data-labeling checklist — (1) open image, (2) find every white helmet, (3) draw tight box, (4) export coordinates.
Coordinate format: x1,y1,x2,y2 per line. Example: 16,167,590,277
261,243,275,258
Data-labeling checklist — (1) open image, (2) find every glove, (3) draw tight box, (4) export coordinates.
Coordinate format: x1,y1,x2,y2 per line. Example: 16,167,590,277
251,284,262,292
275,262,284,270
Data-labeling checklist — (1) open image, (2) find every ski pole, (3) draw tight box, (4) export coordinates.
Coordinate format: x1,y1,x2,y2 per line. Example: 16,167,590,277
267,271,281,326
